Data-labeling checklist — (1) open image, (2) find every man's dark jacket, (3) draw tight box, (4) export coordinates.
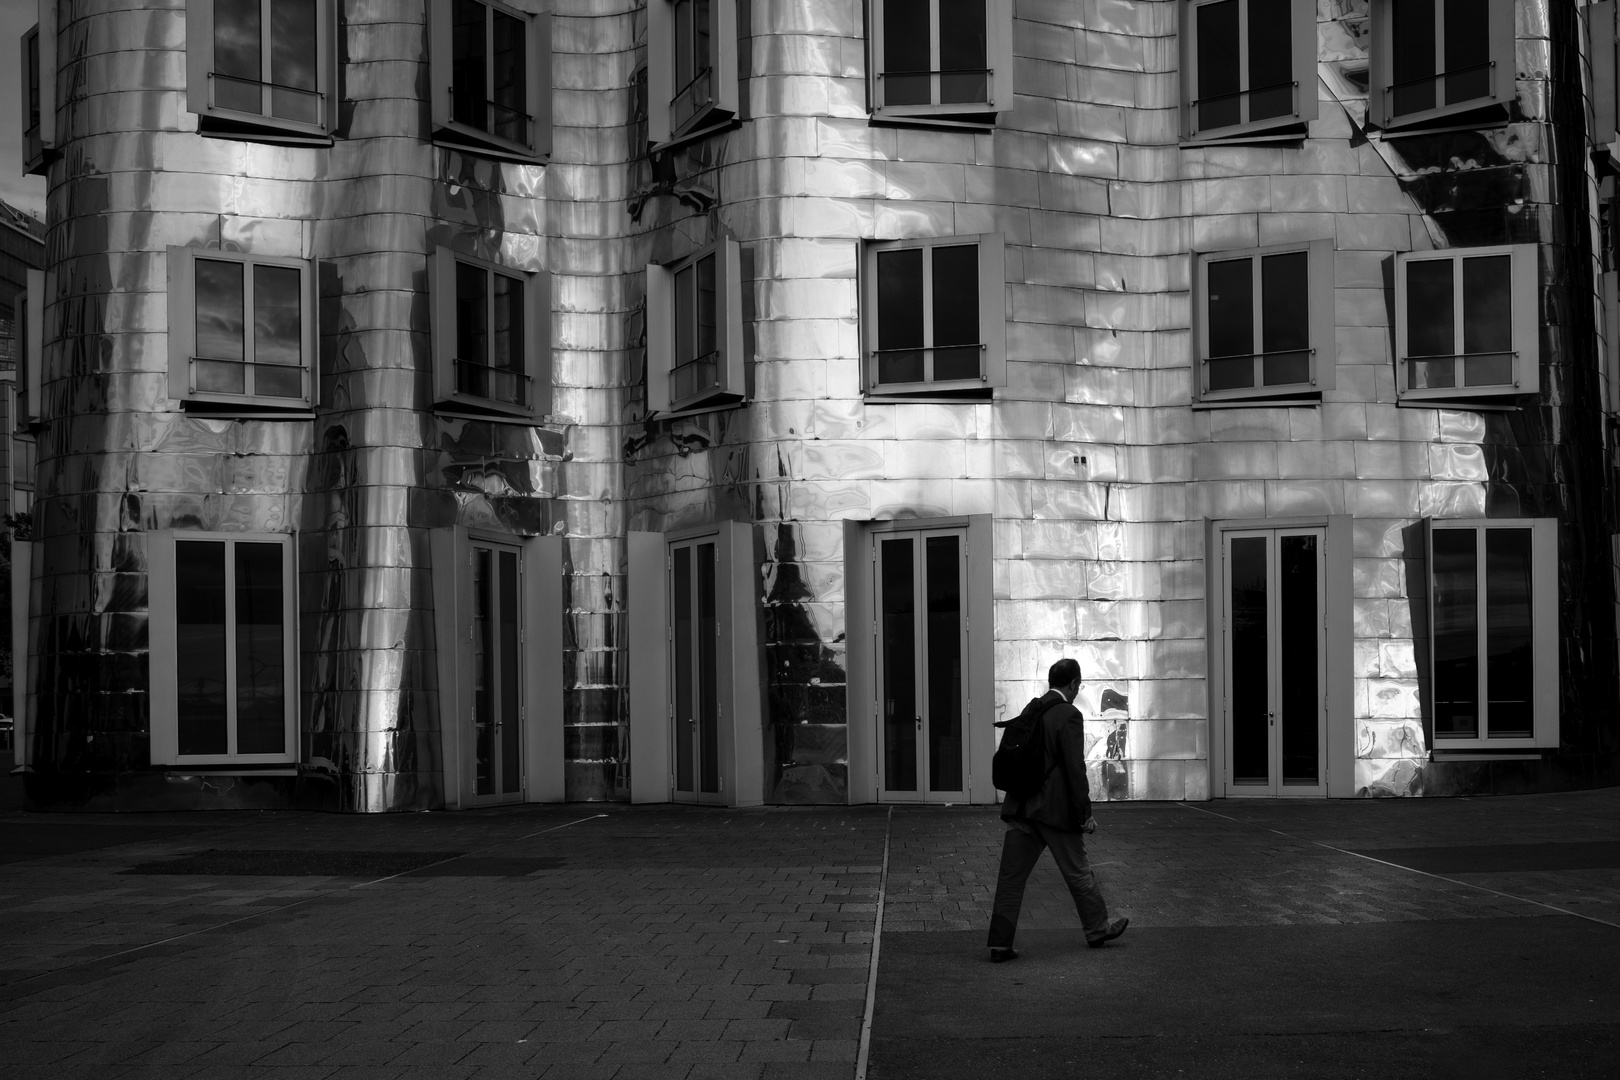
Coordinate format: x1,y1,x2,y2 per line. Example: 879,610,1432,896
1000,690,1092,832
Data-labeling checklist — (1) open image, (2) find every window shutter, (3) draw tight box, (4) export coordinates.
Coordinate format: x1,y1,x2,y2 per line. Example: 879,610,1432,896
1593,3,1617,143
647,262,674,415
528,268,553,417
1290,0,1318,128
166,250,195,404
1367,0,1391,128
429,0,453,134
647,0,673,143
717,239,745,400
976,233,1007,389
711,0,739,119
1307,239,1335,391
185,0,213,119
530,11,553,160
1488,0,1515,110
22,269,43,423
1529,518,1558,748
1510,243,1540,396
148,531,179,765
988,0,1012,112
432,247,460,405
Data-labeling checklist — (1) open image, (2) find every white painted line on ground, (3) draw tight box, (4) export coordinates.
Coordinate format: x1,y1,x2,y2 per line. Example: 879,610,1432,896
855,805,894,1080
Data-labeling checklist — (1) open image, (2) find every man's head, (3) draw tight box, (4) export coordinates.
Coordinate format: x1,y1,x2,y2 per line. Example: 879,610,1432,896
1047,657,1081,701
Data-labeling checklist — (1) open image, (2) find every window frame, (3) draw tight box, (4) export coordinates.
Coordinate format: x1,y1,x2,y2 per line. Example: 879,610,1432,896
431,246,553,421
148,530,300,767
867,0,1014,126
1368,0,1516,132
1180,0,1318,142
18,3,56,175
1424,518,1558,751
861,233,1007,400
1394,243,1539,403
647,0,739,147
1192,239,1334,404
429,0,553,164
646,239,746,416
16,268,43,429
185,0,339,144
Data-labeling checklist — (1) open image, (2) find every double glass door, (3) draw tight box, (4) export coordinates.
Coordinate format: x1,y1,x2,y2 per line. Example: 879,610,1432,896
470,541,523,804
1223,528,1326,796
670,537,723,803
876,528,967,802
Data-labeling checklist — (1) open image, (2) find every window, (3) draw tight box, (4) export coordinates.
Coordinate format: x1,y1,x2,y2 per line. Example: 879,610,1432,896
867,0,1013,125
1426,519,1557,749
149,532,298,766
861,234,1006,398
1181,0,1317,140
432,247,552,420
646,240,745,415
1193,240,1333,403
16,269,42,428
430,0,552,163
167,248,317,410
18,3,55,174
1369,0,1516,131
647,0,739,146
1395,245,1538,402
185,0,338,143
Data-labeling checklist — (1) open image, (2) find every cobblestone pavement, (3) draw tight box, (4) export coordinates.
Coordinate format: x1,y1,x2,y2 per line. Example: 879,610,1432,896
1,786,1617,1079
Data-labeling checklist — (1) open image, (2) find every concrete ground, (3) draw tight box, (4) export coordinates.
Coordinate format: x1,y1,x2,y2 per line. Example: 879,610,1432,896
1,779,1617,1080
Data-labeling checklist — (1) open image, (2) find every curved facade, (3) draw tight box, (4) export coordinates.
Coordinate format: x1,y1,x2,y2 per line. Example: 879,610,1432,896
14,0,1620,810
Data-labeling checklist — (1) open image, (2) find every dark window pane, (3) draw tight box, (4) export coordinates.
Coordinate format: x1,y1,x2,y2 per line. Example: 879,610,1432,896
675,263,696,365
1443,0,1491,104
1247,0,1294,122
455,262,489,397
932,245,980,381
473,547,493,795
695,0,711,78
253,264,303,398
673,547,693,793
696,253,717,359
1206,257,1253,359
26,32,39,132
939,0,988,104
1196,0,1242,131
1229,535,1269,784
672,255,719,402
1392,0,1438,116
877,248,924,384
1207,356,1254,391
492,271,525,405
499,550,521,792
1461,255,1512,355
671,0,713,127
453,0,488,129
884,0,932,105
1279,534,1319,784
1485,529,1534,738
196,259,246,395
214,0,263,114
492,10,527,143
925,535,963,792
1432,528,1479,739
1406,259,1454,357
234,542,285,755
697,543,719,794
1261,250,1310,386
177,541,229,757
270,0,319,124
1463,353,1514,387
881,538,917,792
676,0,693,89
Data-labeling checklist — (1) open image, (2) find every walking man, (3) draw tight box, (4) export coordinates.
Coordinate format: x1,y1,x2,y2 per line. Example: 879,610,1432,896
987,657,1127,961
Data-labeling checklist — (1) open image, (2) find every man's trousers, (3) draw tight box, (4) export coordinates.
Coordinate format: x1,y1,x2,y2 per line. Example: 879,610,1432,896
986,818,1111,948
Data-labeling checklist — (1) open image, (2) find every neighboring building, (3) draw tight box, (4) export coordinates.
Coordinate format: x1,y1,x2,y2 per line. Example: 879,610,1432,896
15,0,1620,810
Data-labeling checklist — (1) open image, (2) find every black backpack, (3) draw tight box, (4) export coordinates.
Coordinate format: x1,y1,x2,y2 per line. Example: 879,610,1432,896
992,695,1058,799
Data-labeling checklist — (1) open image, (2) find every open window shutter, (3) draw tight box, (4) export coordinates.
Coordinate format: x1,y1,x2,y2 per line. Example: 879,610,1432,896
185,0,212,117
301,259,320,408
1490,0,1515,110
21,269,44,423
34,0,56,150
530,11,552,159
1594,2,1617,144
712,0,739,119
976,233,1007,389
646,263,673,415
1291,0,1318,127
1511,244,1540,396
323,0,340,133
528,268,553,417
647,1,672,143
717,239,745,399
432,248,459,404
1530,518,1559,748
1393,253,1411,396
165,252,193,404
988,0,1013,113
1367,0,1390,128
1308,240,1335,391
428,0,453,132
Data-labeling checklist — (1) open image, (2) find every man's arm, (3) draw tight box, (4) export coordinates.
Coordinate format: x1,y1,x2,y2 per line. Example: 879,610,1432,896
1059,709,1092,828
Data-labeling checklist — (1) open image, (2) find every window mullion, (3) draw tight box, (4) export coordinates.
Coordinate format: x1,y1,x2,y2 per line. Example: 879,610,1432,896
225,540,239,757
931,0,941,106
485,7,496,133
1435,2,1447,86
242,262,256,397
922,245,935,382
1251,255,1264,388
1453,256,1466,370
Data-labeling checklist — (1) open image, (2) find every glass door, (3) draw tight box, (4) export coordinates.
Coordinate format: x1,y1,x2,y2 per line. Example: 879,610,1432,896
470,541,524,804
1223,528,1325,797
876,528,968,802
670,537,723,803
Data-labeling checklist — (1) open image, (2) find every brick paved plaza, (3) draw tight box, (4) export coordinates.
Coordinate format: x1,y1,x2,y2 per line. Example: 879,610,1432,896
2,785,1618,1079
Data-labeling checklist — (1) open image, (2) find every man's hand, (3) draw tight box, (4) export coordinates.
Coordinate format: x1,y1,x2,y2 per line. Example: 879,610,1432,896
1082,816,1097,834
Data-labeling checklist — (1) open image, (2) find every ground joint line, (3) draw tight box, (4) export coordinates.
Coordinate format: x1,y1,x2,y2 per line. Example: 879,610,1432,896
1178,801,1620,932
855,806,893,1080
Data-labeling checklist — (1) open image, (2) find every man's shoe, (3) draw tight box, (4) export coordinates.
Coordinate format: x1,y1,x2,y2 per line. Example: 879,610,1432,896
1087,917,1129,948
988,947,1019,963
